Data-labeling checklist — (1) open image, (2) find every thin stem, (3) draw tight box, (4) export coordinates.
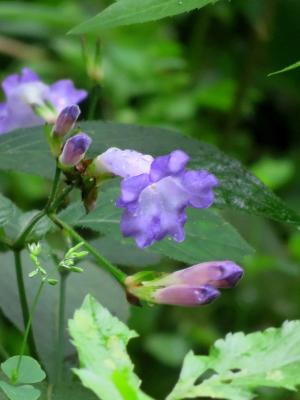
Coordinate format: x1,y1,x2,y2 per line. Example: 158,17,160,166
45,163,61,212
13,251,38,359
55,271,68,385
49,184,74,213
13,164,62,250
14,279,45,382
49,214,127,285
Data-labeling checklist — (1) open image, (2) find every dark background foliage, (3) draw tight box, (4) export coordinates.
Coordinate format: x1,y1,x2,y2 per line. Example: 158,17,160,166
0,0,300,398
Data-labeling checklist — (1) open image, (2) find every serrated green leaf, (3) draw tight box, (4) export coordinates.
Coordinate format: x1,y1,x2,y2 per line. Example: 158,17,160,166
167,320,300,400
0,122,299,226
61,183,254,264
1,356,45,384
69,0,221,34
0,195,15,228
268,60,300,77
0,381,40,400
69,295,152,400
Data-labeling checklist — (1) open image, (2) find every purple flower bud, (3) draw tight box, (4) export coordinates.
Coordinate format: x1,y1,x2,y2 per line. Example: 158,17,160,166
59,132,91,166
153,284,220,307
161,261,244,289
53,105,80,136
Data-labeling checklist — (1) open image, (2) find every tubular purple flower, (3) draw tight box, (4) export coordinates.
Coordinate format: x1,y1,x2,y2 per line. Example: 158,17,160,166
153,284,220,307
0,68,87,134
53,105,80,136
94,147,218,248
59,133,91,166
157,261,244,289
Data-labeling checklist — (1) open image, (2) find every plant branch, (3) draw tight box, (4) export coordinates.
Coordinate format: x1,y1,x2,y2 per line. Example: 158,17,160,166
13,250,38,359
14,279,45,382
49,214,127,285
55,271,68,385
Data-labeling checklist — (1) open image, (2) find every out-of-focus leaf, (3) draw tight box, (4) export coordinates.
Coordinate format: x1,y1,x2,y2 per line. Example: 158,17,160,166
144,334,189,367
251,157,294,190
268,60,300,77
0,122,299,226
1,356,45,384
0,194,15,228
0,381,40,400
69,295,153,400
167,320,300,400
69,0,221,34
0,251,129,381
60,183,254,264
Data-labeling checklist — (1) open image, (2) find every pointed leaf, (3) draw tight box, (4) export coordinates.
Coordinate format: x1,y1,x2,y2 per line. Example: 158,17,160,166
69,0,221,34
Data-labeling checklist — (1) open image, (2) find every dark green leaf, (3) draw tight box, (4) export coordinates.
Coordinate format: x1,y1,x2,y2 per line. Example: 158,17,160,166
0,195,15,228
0,250,129,381
0,121,299,225
69,0,221,34
61,183,254,264
1,356,46,384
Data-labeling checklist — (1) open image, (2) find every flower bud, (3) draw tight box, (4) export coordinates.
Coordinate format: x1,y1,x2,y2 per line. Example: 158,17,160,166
53,105,80,136
157,261,244,289
59,132,92,167
153,284,220,307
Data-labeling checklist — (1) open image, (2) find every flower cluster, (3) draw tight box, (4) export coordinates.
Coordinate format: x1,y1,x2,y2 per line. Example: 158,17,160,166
0,68,86,134
126,261,244,307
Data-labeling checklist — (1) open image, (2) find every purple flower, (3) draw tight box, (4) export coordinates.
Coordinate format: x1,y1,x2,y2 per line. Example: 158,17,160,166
59,133,91,166
158,261,244,289
96,148,218,248
0,68,87,134
53,105,80,136
152,284,220,307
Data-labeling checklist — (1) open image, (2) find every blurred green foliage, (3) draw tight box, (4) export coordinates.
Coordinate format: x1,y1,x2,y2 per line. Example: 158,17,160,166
0,0,300,399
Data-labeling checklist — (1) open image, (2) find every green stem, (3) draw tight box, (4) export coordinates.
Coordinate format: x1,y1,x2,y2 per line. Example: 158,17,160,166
13,251,38,359
45,164,61,212
55,271,68,385
49,214,127,285
14,279,45,382
49,185,74,213
13,164,62,250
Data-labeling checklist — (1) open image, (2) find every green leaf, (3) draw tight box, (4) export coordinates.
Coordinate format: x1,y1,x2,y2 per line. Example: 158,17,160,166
0,381,40,400
0,195,15,228
167,320,300,400
0,121,299,226
268,60,300,77
1,356,46,384
0,251,129,381
69,295,153,400
69,0,221,35
61,183,254,264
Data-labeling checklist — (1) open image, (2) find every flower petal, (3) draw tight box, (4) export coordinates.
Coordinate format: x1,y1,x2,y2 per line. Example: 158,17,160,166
181,170,219,208
150,150,189,182
48,79,87,112
153,284,220,306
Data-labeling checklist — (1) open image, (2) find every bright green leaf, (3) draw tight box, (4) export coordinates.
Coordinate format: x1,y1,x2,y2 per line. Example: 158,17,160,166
1,356,46,384
69,295,153,400
0,381,40,400
268,60,300,77
69,0,221,35
0,122,299,226
167,320,300,400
